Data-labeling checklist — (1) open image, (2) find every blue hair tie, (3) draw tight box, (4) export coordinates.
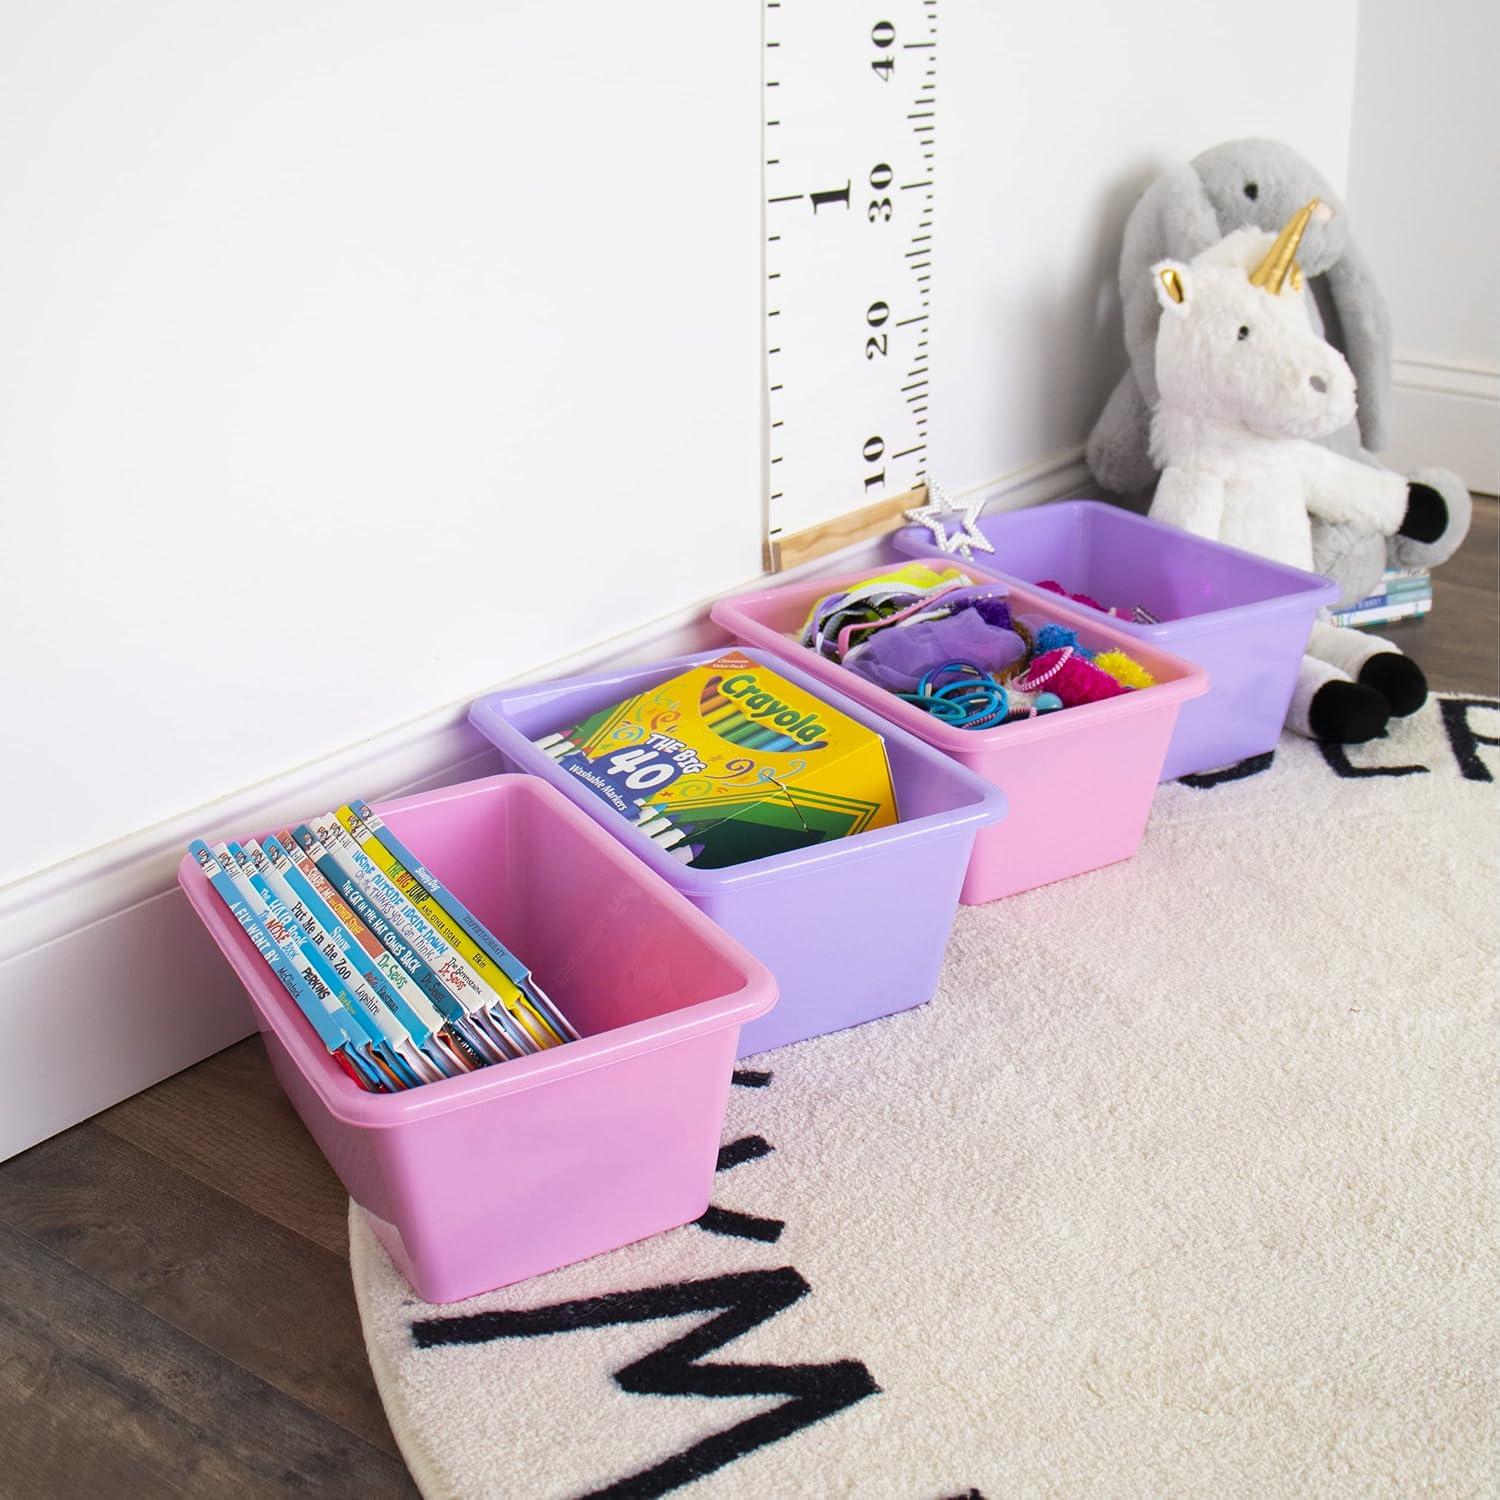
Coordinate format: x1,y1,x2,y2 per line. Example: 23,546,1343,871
903,661,1009,729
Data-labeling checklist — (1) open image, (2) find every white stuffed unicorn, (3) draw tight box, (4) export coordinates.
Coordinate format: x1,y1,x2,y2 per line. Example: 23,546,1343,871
1148,199,1457,744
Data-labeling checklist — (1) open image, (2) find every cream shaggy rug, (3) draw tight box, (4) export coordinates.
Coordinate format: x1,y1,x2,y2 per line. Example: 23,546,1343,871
352,695,1499,1500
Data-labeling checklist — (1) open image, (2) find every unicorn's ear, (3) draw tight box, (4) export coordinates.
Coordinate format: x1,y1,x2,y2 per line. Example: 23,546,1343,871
1152,259,1192,317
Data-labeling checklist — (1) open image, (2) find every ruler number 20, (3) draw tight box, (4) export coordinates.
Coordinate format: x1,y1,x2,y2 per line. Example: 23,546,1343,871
871,20,895,81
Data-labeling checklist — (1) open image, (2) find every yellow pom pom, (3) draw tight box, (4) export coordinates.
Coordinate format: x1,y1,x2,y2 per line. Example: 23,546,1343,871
1092,649,1156,690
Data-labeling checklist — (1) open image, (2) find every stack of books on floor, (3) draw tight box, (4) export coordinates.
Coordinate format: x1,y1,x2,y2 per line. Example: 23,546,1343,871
1329,567,1433,629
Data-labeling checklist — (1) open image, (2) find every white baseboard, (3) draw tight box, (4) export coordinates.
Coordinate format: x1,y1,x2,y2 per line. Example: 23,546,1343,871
1384,356,1499,497
963,444,1094,515
0,454,1087,1161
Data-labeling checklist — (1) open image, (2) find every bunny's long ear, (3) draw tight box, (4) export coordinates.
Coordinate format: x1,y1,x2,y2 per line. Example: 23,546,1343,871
1152,260,1192,317
1317,236,1393,453
1118,163,1222,397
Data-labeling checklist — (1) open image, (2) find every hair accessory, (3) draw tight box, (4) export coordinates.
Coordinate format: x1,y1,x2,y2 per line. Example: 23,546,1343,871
898,660,1011,729
1091,649,1157,690
1033,622,1093,659
1016,648,1128,706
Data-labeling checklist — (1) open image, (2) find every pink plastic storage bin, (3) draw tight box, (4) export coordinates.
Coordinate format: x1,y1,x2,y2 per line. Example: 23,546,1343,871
892,499,1339,780
710,577,1208,903
177,775,776,1303
468,649,1006,1055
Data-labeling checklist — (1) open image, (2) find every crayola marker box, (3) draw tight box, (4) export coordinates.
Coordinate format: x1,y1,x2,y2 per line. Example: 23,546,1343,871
535,651,897,869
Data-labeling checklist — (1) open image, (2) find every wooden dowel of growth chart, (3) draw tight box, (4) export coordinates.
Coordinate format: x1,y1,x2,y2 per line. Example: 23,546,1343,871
768,484,927,571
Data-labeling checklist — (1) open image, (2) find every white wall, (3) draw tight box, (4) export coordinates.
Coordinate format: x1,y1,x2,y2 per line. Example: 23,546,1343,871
1347,0,1500,490
935,1,1360,490
0,0,765,887
1349,0,1500,368
0,1,1361,892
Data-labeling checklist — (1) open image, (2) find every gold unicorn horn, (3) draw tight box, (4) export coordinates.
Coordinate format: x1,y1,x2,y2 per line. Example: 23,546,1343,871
1249,198,1324,295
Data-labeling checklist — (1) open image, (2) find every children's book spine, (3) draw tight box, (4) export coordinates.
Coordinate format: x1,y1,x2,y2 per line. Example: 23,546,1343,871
333,806,562,1050
276,834,471,1068
252,838,448,1085
190,840,356,1062
289,822,507,1068
193,840,385,1090
306,814,528,1067
294,821,518,1064
348,799,579,1042
226,841,418,1090
1330,597,1433,628
313,813,535,1059
279,832,483,1074
262,835,439,1053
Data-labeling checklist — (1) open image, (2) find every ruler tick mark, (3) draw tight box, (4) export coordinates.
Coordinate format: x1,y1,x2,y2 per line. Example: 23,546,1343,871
768,193,803,203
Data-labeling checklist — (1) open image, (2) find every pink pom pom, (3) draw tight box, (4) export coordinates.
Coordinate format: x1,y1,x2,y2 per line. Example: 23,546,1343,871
1016,648,1128,706
1033,578,1113,614
1069,590,1110,613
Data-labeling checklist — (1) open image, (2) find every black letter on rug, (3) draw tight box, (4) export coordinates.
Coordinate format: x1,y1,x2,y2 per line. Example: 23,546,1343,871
1178,750,1275,789
1318,740,1428,779
697,1136,784,1241
411,1268,880,1499
1440,697,1500,783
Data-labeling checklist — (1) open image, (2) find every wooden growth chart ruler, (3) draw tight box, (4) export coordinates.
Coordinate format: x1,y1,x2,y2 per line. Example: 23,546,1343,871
764,0,936,569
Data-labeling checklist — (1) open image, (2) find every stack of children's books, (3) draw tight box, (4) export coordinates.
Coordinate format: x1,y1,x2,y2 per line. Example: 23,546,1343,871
1329,566,1433,629
189,799,575,1092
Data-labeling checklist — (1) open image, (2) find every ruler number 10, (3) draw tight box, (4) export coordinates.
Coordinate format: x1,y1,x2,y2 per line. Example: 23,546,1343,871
871,20,895,81
863,435,886,493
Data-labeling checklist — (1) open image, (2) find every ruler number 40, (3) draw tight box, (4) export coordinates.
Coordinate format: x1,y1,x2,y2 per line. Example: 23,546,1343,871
871,19,896,81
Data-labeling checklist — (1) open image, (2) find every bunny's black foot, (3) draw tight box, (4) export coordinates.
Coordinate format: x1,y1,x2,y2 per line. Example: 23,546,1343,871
1308,679,1391,744
1359,651,1428,717
1400,482,1448,543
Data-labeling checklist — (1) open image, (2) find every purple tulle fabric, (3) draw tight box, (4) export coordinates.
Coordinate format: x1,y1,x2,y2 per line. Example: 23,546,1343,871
842,610,1027,694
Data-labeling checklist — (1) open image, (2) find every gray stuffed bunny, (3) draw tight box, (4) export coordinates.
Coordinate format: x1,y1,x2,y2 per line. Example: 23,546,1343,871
1088,138,1392,495
1088,138,1471,743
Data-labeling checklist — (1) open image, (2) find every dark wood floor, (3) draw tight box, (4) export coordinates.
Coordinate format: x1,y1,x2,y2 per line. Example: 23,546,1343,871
1,500,1494,1499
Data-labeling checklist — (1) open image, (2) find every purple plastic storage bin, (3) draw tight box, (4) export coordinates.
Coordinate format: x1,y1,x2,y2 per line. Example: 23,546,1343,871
469,648,1006,1056
178,775,776,1303
893,499,1338,779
